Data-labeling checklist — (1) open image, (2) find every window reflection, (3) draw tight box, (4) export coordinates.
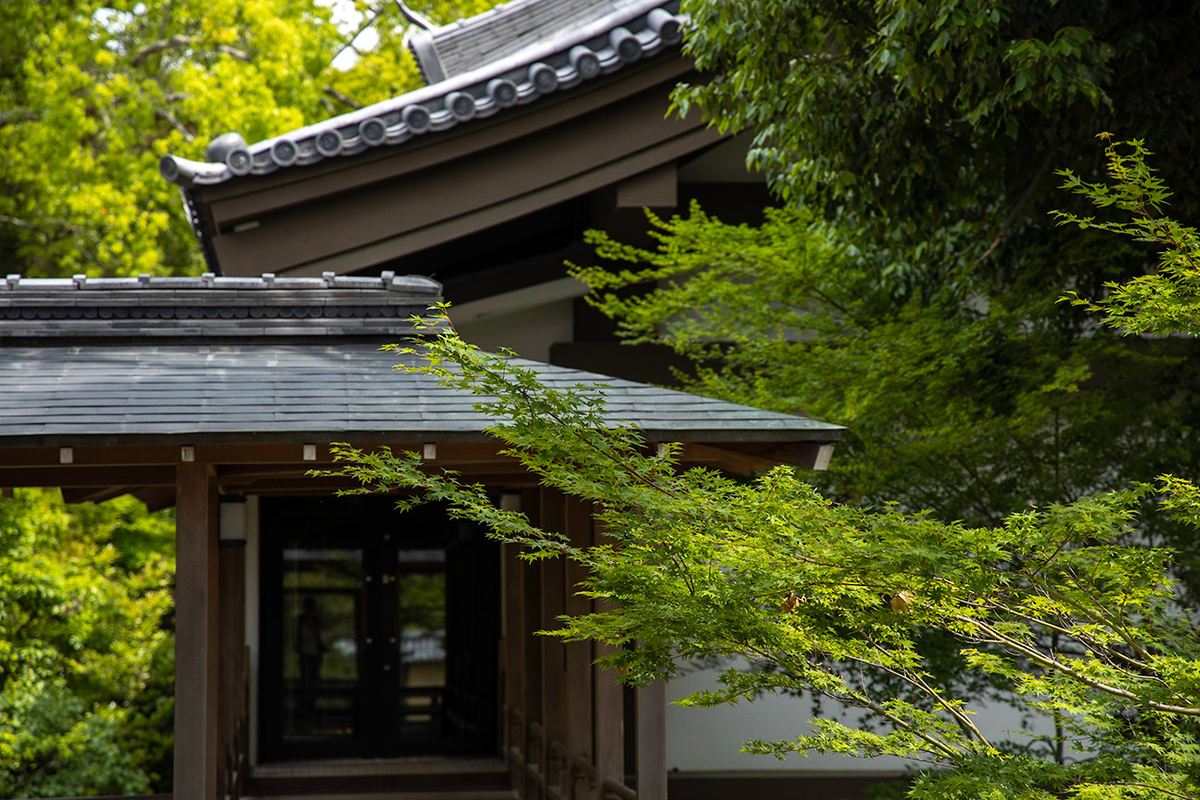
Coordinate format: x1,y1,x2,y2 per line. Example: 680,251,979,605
281,546,362,744
396,549,447,739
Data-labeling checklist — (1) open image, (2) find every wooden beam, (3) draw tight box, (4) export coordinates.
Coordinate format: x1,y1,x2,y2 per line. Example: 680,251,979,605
521,489,544,800
676,443,780,476
134,486,177,513
502,541,526,794
218,544,246,799
0,465,176,487
594,628,624,794
615,162,678,209
688,441,835,471
0,441,516,469
60,486,134,504
174,463,220,800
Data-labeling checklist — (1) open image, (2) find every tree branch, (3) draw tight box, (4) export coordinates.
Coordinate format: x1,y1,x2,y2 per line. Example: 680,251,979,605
155,107,195,143
0,107,38,128
131,34,252,67
972,141,1060,269
957,615,1200,716
323,85,363,110
330,4,384,66
131,33,194,67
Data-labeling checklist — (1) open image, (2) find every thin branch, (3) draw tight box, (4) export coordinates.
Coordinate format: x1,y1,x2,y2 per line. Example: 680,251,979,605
131,33,193,66
0,107,38,128
957,616,1200,716
323,85,363,110
154,107,194,143
131,34,251,66
217,44,252,63
0,214,38,230
971,141,1060,269
330,5,384,66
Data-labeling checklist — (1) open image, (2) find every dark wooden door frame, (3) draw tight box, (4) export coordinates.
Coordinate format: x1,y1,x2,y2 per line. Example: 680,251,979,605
256,496,500,762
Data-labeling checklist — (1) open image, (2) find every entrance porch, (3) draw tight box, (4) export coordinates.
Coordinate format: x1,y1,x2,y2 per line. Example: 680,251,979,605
0,274,842,800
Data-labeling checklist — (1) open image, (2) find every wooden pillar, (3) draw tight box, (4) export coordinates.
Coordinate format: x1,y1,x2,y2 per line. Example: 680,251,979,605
564,498,595,800
635,680,668,800
539,489,568,792
521,489,544,800
175,463,219,800
217,539,246,797
503,542,527,794
593,612,624,796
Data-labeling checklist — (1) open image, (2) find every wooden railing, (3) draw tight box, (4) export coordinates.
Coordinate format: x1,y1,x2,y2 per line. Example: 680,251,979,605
505,707,637,800
218,646,250,800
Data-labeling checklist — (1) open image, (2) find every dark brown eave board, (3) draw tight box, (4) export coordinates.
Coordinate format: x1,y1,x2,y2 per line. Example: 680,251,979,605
280,124,719,278
0,424,840,453
200,56,716,278
198,54,695,218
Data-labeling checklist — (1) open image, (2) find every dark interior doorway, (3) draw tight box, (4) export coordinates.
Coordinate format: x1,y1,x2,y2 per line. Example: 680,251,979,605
258,496,500,762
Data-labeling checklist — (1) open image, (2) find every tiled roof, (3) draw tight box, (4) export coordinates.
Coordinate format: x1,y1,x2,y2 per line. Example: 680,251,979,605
0,275,843,446
0,272,442,340
0,343,843,446
408,0,662,83
159,0,683,188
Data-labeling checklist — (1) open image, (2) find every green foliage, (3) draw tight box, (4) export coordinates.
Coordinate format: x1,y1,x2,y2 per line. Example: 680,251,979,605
573,206,1200,548
0,490,175,797
674,0,1200,225
331,137,1200,798
572,0,1200,591
0,3,505,792
1056,135,1200,337
0,0,500,279
330,321,1200,799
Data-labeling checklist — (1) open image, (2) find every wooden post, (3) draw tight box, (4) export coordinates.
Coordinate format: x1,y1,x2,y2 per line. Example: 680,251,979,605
175,463,219,800
539,489,568,793
503,542,527,796
217,541,246,797
564,498,595,800
593,599,624,796
635,680,668,800
522,489,544,800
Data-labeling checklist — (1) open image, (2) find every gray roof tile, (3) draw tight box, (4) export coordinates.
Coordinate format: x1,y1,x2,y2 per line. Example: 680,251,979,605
0,274,442,340
0,344,843,446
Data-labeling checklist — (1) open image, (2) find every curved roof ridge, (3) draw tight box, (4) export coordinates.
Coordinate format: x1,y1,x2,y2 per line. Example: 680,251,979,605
160,0,683,189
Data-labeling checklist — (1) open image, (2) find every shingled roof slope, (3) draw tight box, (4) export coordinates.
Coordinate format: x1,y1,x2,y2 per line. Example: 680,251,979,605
0,276,843,447
0,344,843,446
159,0,683,188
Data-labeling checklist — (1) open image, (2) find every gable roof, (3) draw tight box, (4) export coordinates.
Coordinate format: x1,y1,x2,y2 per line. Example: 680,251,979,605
159,0,683,189
0,276,843,448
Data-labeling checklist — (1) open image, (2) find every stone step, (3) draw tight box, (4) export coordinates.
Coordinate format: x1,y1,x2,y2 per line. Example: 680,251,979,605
242,793,517,800
246,757,511,797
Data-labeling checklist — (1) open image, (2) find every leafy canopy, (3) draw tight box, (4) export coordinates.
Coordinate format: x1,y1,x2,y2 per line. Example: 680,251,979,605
330,141,1200,799
570,1,1200,595
0,490,176,798
0,0,499,279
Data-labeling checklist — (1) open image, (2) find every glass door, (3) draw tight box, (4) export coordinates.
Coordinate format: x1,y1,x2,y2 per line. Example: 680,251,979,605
258,497,499,762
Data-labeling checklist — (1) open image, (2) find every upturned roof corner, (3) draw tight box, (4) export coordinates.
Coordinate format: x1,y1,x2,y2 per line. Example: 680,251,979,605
158,0,684,190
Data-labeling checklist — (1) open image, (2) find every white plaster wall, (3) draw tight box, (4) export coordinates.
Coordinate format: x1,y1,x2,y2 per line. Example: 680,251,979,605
453,295,576,362
666,661,1059,773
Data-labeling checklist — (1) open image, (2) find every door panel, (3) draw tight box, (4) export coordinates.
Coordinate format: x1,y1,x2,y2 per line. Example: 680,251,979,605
259,497,499,762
